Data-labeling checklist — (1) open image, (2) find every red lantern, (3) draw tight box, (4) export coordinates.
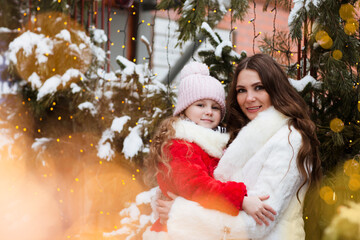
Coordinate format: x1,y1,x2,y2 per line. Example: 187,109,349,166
114,0,135,8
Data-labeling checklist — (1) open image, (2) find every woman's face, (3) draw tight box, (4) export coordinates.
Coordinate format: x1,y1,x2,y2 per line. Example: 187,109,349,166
236,69,272,120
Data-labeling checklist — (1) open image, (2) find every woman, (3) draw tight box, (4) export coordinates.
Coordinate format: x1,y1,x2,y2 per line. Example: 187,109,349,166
159,54,322,240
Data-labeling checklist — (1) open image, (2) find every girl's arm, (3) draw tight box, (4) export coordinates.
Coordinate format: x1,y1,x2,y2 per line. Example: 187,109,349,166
166,129,304,240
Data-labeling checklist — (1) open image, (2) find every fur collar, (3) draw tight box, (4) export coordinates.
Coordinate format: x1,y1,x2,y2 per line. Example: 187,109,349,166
214,106,289,181
173,120,229,159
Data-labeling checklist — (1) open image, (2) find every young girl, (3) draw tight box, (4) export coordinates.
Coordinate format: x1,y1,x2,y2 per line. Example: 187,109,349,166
143,62,275,240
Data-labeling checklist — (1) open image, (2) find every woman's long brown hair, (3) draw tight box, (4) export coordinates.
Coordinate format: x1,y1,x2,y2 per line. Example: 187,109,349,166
226,54,322,197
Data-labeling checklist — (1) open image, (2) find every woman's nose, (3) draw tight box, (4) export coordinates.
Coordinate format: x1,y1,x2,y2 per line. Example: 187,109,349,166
246,92,256,102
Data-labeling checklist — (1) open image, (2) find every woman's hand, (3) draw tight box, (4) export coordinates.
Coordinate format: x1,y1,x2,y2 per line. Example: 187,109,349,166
157,192,178,225
242,195,277,226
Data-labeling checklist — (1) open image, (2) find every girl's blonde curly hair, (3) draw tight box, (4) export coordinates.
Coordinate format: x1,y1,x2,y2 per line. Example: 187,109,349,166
143,116,179,187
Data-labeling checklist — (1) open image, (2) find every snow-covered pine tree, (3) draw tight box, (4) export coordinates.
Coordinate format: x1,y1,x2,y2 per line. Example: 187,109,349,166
1,1,175,238
198,22,247,88
157,0,249,46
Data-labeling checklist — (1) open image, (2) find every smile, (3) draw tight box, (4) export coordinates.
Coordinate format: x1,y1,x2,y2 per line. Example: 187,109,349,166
247,106,261,112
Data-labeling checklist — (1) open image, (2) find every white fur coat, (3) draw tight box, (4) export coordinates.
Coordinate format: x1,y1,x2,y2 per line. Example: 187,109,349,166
166,107,307,240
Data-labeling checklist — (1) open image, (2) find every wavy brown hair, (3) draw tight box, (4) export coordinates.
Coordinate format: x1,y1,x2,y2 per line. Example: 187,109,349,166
143,116,179,187
226,53,322,197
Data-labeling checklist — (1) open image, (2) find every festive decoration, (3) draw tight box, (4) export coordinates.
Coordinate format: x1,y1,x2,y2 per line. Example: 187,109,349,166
330,118,345,133
332,50,343,60
315,30,333,49
344,18,358,35
320,186,337,205
343,159,360,177
339,3,355,20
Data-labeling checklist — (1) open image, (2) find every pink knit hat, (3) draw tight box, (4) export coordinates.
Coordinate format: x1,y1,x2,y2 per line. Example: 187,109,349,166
173,62,226,119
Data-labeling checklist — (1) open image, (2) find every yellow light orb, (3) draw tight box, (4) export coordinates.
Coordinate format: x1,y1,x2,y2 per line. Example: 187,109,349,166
320,186,332,199
332,50,343,60
315,30,328,41
339,3,355,20
330,118,344,132
344,18,358,35
320,186,337,204
348,174,360,191
319,35,333,49
315,30,333,49
344,159,360,176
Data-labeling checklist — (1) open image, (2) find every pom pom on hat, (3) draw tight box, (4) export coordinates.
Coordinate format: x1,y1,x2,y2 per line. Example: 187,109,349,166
173,62,226,119
180,61,210,79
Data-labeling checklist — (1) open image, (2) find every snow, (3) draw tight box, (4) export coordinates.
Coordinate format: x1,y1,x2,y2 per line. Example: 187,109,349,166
0,81,18,98
97,129,115,161
135,187,158,205
92,29,108,44
31,138,52,152
92,45,106,63
0,129,14,149
7,31,54,65
28,72,42,89
183,0,194,12
111,116,131,133
289,74,321,91
288,0,321,27
140,35,152,52
37,75,61,100
55,29,71,42
62,68,83,84
217,0,231,14
116,55,136,73
122,125,143,159
78,101,97,116
201,22,220,44
70,83,81,93
0,27,16,33
215,40,232,58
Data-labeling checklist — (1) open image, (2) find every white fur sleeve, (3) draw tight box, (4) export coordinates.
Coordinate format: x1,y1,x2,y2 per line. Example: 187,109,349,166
167,128,304,239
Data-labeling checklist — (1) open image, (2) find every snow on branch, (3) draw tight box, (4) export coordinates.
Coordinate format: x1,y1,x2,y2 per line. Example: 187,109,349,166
289,74,321,91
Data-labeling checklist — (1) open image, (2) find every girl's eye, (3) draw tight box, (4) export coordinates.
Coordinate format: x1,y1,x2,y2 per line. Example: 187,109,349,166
212,106,220,110
196,104,204,107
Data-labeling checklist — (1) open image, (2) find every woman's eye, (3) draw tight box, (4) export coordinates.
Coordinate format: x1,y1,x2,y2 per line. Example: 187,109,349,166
255,85,265,90
236,88,245,93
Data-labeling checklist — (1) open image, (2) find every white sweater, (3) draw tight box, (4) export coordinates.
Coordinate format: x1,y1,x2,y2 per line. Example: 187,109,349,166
166,107,307,240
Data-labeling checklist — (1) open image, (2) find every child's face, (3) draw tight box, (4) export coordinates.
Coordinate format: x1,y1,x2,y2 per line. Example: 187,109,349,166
184,99,221,129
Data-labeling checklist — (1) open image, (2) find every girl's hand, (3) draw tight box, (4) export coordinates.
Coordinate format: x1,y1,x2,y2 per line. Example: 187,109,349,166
157,192,178,225
242,195,277,226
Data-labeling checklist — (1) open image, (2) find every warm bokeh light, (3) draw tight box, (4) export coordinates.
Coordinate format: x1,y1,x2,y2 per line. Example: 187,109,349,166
330,118,344,132
315,30,333,49
332,50,343,60
339,3,355,20
343,159,360,177
344,18,359,35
